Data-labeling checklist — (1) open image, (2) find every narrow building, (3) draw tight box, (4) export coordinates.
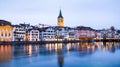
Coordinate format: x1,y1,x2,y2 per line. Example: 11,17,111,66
25,27,39,41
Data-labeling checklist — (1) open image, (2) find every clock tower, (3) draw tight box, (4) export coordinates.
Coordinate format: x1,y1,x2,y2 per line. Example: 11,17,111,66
57,10,64,26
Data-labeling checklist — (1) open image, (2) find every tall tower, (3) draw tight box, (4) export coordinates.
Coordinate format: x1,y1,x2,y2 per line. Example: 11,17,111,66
57,10,64,26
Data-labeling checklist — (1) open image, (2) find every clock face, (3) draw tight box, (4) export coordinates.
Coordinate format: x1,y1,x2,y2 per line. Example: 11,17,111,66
58,17,64,26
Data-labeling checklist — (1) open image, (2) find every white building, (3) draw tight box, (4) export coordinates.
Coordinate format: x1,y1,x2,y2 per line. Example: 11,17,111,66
68,28,75,40
95,28,120,39
39,26,75,41
54,26,74,40
12,23,30,41
27,28,40,41
12,25,25,41
39,27,56,41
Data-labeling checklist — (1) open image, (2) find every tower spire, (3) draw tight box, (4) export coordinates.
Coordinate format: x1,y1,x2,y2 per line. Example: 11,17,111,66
58,9,63,18
57,9,64,27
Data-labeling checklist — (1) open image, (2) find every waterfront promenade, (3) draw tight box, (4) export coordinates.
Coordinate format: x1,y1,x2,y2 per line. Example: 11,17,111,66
0,38,120,45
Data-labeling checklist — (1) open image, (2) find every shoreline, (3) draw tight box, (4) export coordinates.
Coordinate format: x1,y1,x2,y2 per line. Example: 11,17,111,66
0,39,120,45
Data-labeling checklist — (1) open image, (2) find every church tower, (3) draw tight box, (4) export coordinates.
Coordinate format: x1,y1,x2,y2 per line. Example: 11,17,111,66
57,10,64,26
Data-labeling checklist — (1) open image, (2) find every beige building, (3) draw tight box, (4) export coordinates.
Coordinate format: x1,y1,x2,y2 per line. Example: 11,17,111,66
0,20,13,41
57,10,64,27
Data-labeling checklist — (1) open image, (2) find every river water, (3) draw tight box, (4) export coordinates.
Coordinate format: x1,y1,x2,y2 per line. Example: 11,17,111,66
0,42,120,67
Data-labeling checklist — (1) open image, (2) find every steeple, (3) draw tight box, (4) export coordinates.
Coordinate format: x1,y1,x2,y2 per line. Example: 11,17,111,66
57,9,64,27
58,10,63,18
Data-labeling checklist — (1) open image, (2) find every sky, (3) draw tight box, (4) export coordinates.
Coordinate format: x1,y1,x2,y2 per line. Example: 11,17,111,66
0,0,120,29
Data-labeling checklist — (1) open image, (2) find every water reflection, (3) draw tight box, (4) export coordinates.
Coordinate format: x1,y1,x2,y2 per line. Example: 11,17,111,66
0,45,12,62
25,45,32,56
74,42,97,57
0,42,120,67
0,42,120,58
14,42,120,54
95,42,120,53
56,43,64,67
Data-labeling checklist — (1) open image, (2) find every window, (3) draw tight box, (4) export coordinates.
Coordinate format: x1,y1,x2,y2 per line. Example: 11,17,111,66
1,33,3,37
5,33,7,37
9,33,11,37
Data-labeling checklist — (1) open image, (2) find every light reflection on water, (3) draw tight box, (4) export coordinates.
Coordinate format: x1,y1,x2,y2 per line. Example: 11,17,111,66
0,42,120,67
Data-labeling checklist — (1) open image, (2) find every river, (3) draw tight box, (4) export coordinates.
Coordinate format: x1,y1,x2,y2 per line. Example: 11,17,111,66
0,42,120,67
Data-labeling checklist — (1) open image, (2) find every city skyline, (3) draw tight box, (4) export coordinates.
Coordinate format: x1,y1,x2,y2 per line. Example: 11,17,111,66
0,0,120,29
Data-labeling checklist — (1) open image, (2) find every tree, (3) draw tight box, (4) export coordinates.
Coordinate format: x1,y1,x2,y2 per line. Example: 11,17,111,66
110,26,115,31
117,30,120,33
110,26,115,38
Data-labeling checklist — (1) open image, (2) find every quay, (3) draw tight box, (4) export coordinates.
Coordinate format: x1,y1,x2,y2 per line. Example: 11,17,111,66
0,38,120,45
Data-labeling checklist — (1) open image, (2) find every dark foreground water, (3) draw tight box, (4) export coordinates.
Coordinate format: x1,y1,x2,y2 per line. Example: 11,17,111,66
0,42,120,67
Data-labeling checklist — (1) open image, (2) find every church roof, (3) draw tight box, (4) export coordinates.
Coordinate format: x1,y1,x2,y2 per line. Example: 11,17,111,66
58,10,63,18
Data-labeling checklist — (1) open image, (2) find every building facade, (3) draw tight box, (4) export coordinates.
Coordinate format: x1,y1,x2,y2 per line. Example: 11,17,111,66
54,26,75,40
75,26,96,40
39,27,56,41
26,28,40,41
0,20,13,41
13,25,25,41
12,23,30,41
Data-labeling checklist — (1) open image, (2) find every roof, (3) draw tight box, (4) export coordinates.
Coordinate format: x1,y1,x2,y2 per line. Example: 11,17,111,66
12,23,31,28
76,26,95,31
20,23,30,27
0,20,11,26
38,26,54,32
58,10,63,18
12,25,21,27
38,26,72,32
27,28,39,32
